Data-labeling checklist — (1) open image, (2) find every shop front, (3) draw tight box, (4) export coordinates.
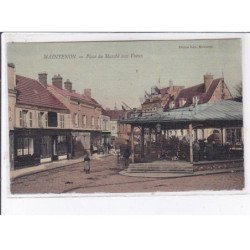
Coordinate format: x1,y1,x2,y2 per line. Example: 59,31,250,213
13,128,72,169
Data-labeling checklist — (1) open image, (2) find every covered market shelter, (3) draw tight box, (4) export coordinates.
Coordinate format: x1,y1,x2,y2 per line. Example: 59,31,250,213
120,100,243,164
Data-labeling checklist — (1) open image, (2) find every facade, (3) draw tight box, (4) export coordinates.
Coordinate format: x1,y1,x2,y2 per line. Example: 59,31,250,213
46,75,103,157
104,109,131,145
168,73,233,110
8,64,71,169
100,111,111,145
163,73,234,141
142,81,184,115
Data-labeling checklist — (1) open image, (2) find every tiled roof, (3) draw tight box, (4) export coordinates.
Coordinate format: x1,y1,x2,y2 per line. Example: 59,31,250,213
16,75,69,111
173,78,223,109
104,109,127,120
142,85,184,105
48,84,102,108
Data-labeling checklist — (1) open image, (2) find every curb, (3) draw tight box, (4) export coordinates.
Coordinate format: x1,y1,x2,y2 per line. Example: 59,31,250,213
119,167,244,179
11,154,114,180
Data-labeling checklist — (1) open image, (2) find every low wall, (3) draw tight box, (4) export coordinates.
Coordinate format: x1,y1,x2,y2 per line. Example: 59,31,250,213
193,159,244,171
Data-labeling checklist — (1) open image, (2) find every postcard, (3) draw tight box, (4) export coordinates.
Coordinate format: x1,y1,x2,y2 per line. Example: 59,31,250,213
1,33,248,214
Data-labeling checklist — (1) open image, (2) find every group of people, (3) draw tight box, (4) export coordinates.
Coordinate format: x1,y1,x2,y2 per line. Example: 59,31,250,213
83,140,131,174
90,142,112,155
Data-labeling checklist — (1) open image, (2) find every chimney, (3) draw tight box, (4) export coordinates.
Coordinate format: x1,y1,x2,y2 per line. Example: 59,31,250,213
38,72,47,87
64,79,72,92
204,73,213,91
52,74,63,89
84,88,91,98
169,79,173,88
8,63,16,90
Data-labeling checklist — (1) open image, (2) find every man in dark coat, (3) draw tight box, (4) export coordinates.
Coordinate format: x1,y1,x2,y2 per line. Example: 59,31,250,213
123,140,131,167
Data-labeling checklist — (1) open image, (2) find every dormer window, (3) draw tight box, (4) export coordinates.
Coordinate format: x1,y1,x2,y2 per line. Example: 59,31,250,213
193,96,199,105
169,101,175,109
179,98,186,107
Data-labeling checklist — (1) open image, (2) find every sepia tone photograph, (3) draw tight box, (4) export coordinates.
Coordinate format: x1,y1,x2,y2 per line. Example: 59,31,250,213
5,36,244,195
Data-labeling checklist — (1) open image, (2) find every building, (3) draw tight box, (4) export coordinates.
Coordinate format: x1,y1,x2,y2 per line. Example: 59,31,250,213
104,108,131,146
168,73,233,110
100,109,111,145
122,100,243,163
141,80,184,115
163,73,233,140
46,74,103,157
8,64,71,169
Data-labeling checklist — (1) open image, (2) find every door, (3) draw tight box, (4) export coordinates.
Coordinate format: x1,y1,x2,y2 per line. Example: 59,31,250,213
51,135,58,161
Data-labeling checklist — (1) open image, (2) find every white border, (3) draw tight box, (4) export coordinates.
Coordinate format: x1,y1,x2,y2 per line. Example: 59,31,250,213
2,32,250,214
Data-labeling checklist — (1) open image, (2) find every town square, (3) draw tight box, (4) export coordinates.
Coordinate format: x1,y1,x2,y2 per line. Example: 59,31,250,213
6,38,244,194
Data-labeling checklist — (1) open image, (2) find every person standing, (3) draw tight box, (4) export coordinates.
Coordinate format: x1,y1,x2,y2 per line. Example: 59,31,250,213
123,140,131,168
84,154,91,174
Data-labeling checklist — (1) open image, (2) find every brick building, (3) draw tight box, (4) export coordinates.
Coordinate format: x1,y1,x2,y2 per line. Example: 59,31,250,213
141,80,184,115
46,74,103,157
8,64,71,169
163,73,234,140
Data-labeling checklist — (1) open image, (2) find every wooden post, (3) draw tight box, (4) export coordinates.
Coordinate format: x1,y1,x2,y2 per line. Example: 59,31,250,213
220,128,224,145
131,125,135,163
141,126,144,161
149,127,152,153
195,129,198,140
189,123,193,163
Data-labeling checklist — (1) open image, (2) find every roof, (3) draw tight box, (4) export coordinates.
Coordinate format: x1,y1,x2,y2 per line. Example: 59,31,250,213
142,85,184,106
122,100,243,125
104,109,127,120
48,84,102,108
16,75,69,111
173,78,223,109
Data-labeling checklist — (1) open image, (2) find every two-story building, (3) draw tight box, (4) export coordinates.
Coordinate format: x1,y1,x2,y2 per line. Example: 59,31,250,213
163,73,234,141
8,64,71,169
46,74,102,157
104,108,131,146
100,109,111,145
141,80,184,116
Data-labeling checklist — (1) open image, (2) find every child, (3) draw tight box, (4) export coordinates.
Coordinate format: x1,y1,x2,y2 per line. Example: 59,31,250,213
84,154,91,174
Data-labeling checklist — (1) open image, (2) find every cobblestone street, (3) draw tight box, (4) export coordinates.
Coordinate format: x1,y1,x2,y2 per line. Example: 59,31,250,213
11,155,244,194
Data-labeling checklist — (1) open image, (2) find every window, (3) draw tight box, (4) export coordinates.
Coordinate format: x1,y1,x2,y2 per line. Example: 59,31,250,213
169,101,175,109
179,98,186,107
48,112,58,127
57,136,67,155
103,119,107,130
41,136,51,158
91,116,94,127
74,113,79,127
59,114,65,128
97,117,100,129
193,96,199,105
45,114,48,128
17,137,34,156
38,112,43,128
19,110,23,127
82,115,87,127
29,112,33,127
19,110,28,127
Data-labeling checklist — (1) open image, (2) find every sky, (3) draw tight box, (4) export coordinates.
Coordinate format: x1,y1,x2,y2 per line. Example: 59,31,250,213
7,39,242,109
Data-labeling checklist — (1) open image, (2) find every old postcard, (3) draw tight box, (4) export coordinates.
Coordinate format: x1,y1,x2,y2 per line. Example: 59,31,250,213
1,33,244,197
